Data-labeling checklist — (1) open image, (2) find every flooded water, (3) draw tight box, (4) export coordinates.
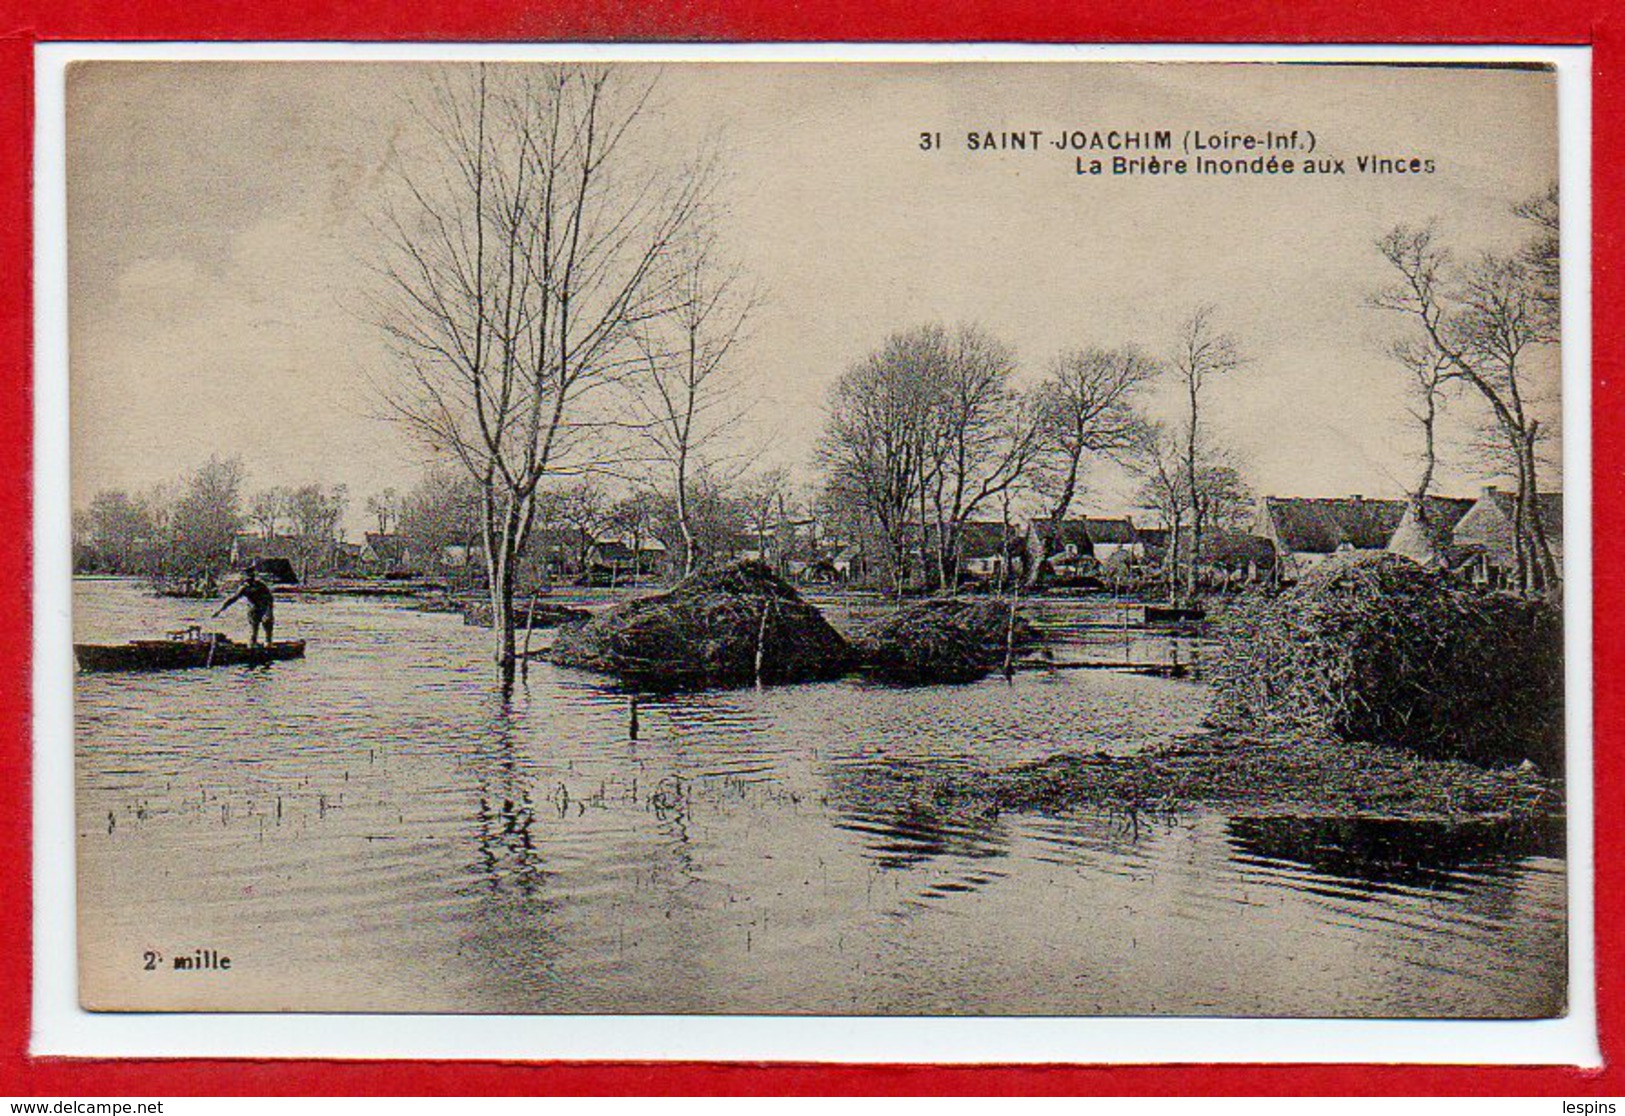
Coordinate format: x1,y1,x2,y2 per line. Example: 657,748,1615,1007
73,578,1565,1017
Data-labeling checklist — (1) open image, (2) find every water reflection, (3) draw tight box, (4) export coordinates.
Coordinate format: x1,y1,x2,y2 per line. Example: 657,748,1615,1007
1227,814,1565,895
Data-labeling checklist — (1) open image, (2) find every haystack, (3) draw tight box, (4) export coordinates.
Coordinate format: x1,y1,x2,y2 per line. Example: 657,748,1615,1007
1210,553,1562,768
855,597,1039,685
548,561,853,690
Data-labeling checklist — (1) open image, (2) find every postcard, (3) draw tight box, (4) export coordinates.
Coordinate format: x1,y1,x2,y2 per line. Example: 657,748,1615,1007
65,58,1567,1018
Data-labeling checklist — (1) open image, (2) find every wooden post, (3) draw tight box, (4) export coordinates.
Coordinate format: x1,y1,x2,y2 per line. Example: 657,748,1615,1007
755,598,773,686
520,592,539,680
1002,588,1020,684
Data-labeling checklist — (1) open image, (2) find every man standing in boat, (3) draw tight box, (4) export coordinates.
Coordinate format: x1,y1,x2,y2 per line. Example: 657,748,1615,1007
214,566,275,647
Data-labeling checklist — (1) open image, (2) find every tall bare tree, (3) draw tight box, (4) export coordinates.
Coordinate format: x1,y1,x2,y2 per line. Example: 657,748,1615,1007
818,326,945,598
1170,307,1245,599
372,64,708,685
172,456,245,575
286,483,348,581
366,488,402,536
248,487,291,540
919,324,1043,593
1375,220,1559,593
84,490,155,575
629,229,758,576
1132,423,1249,600
1392,338,1454,504
537,479,613,579
1514,181,1560,341
738,465,793,575
1026,344,1156,585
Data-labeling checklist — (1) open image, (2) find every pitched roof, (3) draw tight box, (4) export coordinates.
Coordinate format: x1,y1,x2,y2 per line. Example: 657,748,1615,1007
232,533,301,562
1402,495,1477,550
1136,526,1169,551
1200,530,1278,572
1480,488,1564,538
1414,495,1476,530
957,520,1022,559
531,527,585,552
1033,516,1139,549
1030,519,1091,552
1084,517,1138,545
1262,496,1407,554
364,532,408,562
591,541,638,563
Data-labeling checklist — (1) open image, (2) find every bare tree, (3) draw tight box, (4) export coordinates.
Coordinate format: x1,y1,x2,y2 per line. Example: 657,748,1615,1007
919,325,1044,593
84,490,155,575
738,465,793,575
366,488,402,536
372,64,709,685
818,326,945,598
1375,221,1559,593
629,229,758,576
1132,423,1250,600
172,456,246,575
1132,423,1189,603
1026,344,1156,585
646,465,748,573
1392,338,1454,504
142,482,178,577
1170,307,1245,599
606,489,664,580
400,464,483,577
248,487,291,540
1514,181,1560,342
286,483,348,581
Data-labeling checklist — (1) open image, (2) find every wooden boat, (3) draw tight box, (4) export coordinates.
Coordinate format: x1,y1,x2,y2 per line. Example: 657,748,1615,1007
75,627,306,673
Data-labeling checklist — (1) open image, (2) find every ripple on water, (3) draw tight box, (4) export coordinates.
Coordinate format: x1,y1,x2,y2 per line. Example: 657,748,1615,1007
73,579,1565,1017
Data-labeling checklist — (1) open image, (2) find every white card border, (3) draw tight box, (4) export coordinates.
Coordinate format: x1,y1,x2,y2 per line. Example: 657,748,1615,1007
30,39,1598,1065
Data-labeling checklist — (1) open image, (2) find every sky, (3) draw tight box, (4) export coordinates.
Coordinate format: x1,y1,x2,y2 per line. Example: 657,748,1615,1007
65,60,1560,536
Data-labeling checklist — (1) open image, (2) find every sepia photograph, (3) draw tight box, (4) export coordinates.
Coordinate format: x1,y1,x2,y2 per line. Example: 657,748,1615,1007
64,58,1567,1018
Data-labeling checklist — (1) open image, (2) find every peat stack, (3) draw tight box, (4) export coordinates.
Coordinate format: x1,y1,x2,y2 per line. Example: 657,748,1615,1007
548,561,853,690
1209,553,1562,768
855,597,1038,685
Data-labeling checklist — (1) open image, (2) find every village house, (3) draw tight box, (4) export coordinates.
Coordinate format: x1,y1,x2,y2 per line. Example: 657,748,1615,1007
791,537,866,584
1102,524,1166,591
361,532,411,575
734,517,821,575
230,532,296,568
954,520,1027,582
228,533,305,583
1450,486,1564,590
1027,516,1141,582
1385,495,1477,570
1134,526,1169,564
1198,529,1279,586
525,526,589,582
587,536,668,582
1254,496,1408,583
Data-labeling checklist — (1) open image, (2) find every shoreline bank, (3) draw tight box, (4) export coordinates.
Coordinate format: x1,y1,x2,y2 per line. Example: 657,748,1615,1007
921,731,1558,824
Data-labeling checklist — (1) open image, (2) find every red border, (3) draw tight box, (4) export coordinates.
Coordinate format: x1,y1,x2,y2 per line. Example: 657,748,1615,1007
3,0,1619,1096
